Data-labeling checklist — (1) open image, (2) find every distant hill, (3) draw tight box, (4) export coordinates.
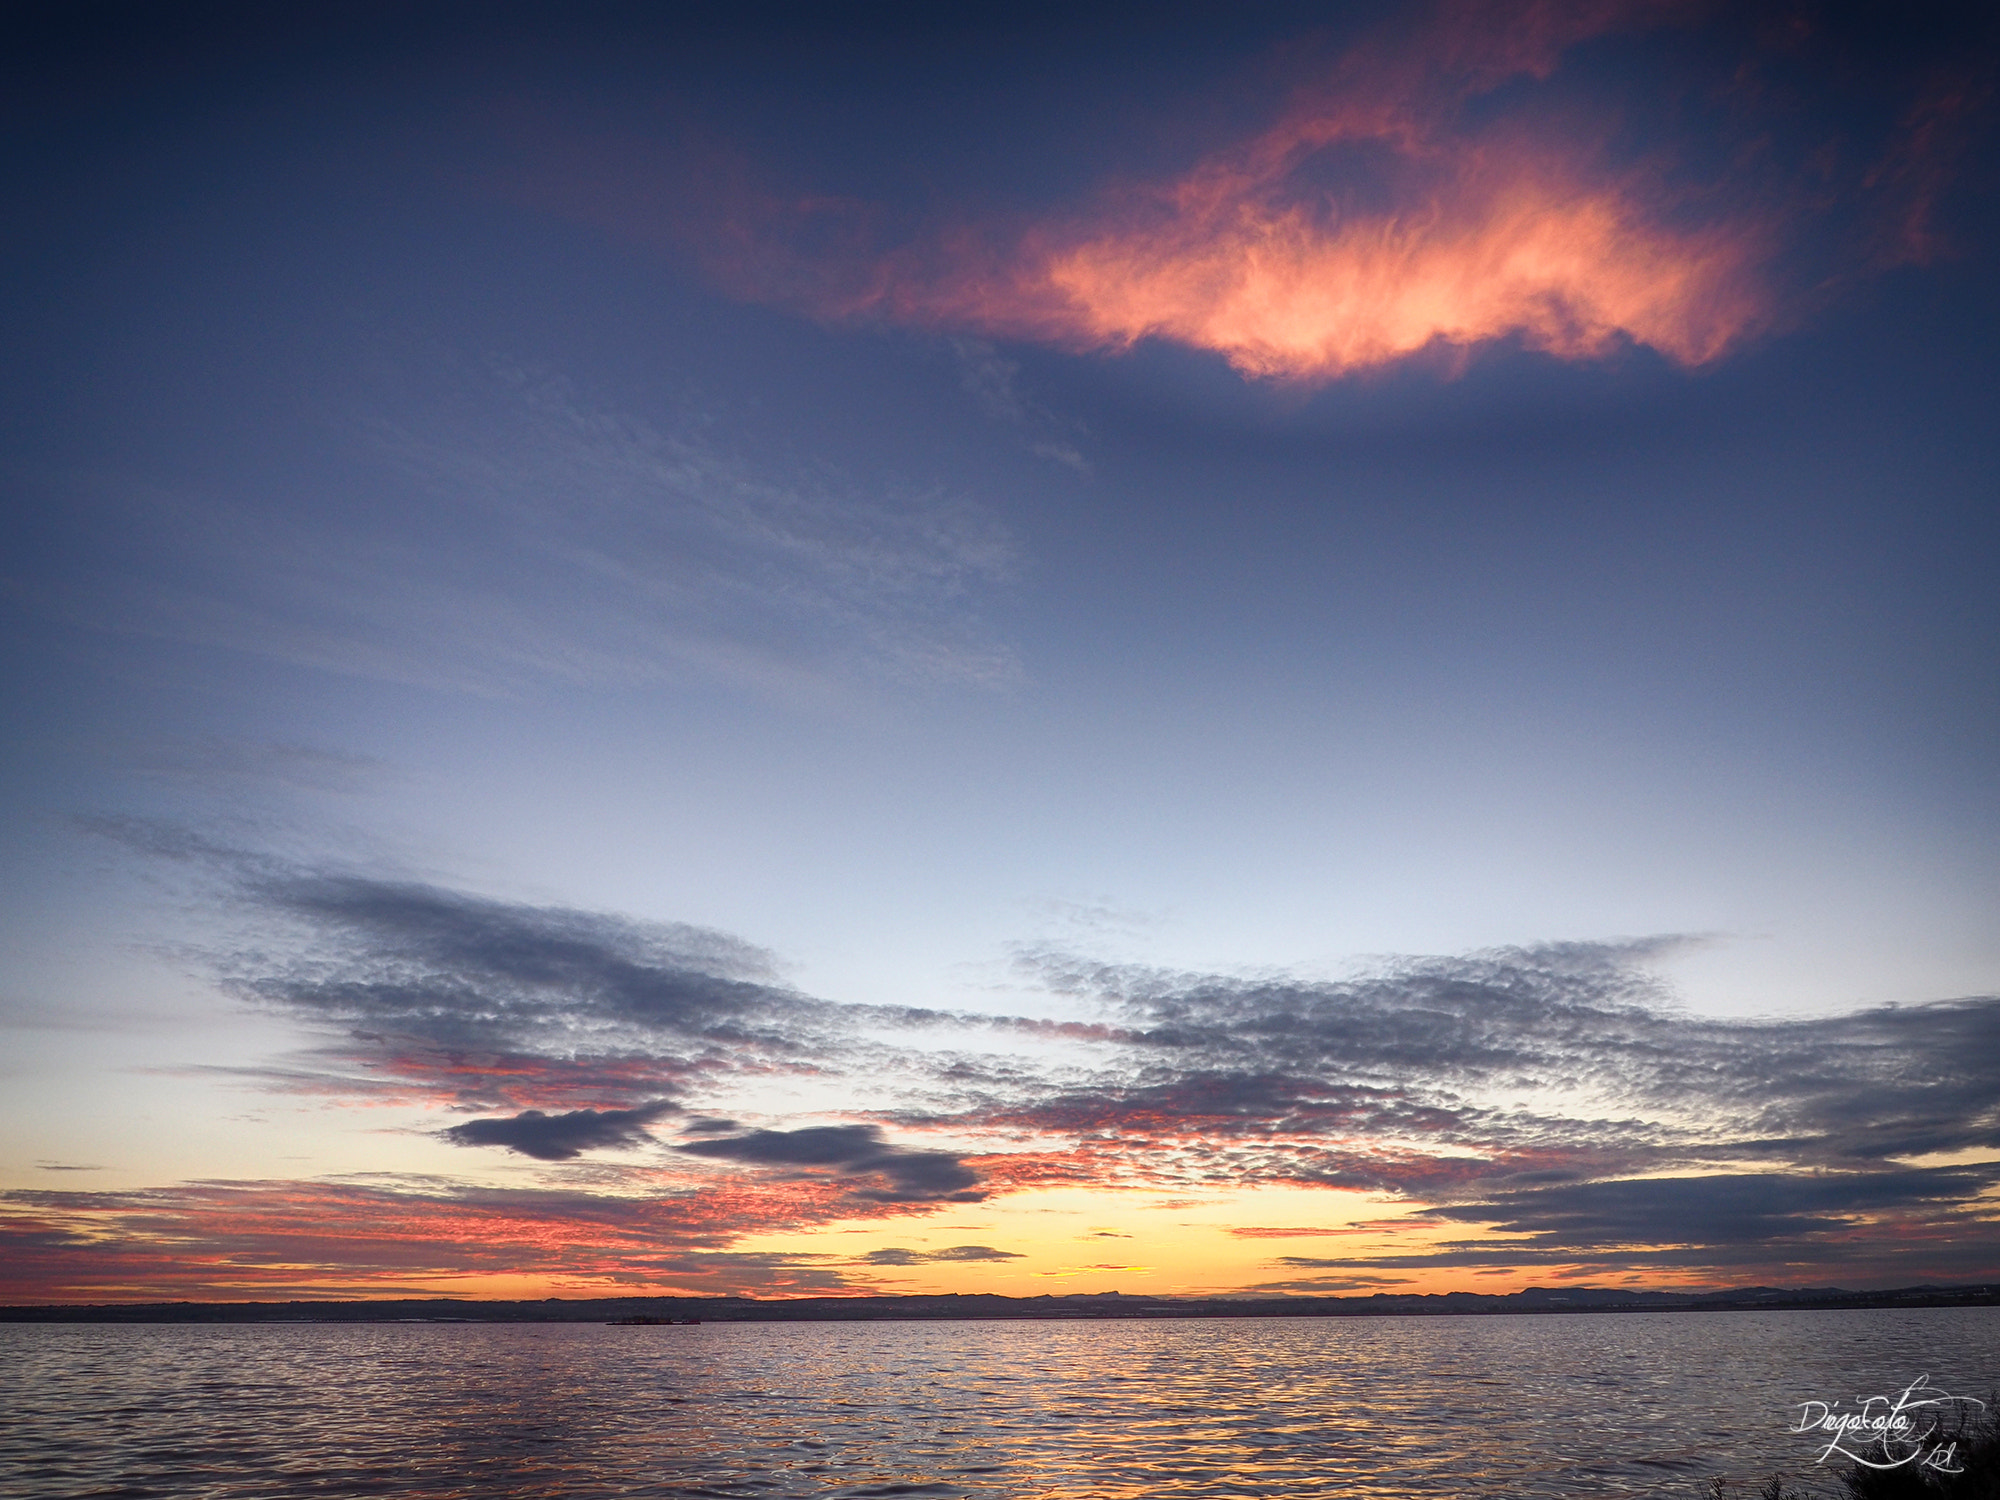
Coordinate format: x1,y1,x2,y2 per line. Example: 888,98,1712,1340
5,1282,1998,1323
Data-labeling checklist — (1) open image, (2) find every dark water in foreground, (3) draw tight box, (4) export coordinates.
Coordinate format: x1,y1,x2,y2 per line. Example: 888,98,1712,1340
4,1309,1994,1499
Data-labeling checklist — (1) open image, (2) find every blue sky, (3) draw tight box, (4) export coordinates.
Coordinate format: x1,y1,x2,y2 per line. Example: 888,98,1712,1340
2,0,1997,1300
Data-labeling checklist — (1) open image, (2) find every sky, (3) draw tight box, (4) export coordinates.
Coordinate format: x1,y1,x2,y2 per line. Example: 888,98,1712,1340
2,0,1998,1303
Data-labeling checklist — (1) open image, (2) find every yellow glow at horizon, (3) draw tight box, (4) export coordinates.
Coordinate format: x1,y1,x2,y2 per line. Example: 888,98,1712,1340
722,1183,1501,1298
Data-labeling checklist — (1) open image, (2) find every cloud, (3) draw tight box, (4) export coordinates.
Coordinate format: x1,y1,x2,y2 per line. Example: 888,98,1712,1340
185,849,1994,1275
1854,58,1997,270
679,0,1776,380
951,338,1033,424
1010,940,2000,1176
89,825,862,1116
123,738,396,795
1425,1166,2000,1249
1229,1221,1439,1238
1244,1274,1415,1293
960,1068,1475,1147
0,1174,901,1302
1015,935,1694,1089
557,0,1990,388
12,355,1019,698
243,869,788,1044
948,339,1089,471
442,1101,679,1161
1247,1168,2000,1285
362,358,1020,691
678,1124,985,1203
191,852,831,1108
961,943,2000,1281
74,821,2000,1288
862,1245,1021,1265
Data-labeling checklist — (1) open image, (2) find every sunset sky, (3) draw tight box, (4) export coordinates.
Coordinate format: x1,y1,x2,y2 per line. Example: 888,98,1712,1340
3,0,1998,1302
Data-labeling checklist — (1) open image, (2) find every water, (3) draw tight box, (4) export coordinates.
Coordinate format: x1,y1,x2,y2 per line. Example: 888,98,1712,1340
3,1309,1993,1498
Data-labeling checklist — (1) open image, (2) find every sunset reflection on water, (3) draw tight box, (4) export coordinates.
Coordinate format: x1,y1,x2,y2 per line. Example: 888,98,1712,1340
5,1309,1992,1498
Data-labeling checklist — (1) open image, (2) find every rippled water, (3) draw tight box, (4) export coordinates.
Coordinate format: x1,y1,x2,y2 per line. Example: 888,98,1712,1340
3,1309,1993,1498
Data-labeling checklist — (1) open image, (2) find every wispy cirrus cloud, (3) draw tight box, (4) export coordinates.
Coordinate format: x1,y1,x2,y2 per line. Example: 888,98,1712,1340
9,354,1018,698
362,359,1020,690
122,738,397,796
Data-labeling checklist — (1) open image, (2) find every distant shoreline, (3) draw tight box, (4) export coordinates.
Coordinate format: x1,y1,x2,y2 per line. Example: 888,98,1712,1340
7,1282,1998,1324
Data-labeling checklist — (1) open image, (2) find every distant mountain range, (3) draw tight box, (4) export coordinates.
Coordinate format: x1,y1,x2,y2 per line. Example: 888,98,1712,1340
6,1283,1998,1323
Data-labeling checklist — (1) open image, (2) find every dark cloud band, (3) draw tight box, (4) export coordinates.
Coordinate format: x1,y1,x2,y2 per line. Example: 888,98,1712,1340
678,1125,985,1203
442,1101,679,1161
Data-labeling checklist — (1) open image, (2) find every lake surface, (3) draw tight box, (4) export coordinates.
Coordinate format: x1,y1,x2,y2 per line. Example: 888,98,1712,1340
3,1309,1993,1498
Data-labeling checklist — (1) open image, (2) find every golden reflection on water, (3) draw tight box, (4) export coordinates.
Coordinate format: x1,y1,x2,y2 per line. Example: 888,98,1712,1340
3,1309,1993,1499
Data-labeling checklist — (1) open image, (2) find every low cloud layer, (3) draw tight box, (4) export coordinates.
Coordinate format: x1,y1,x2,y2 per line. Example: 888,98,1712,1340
1428,1165,2000,1249
33,833,2000,1296
1004,940,2000,1182
103,825,833,1114
678,1125,985,1204
0,1174,898,1302
243,869,790,1054
863,1245,1021,1266
443,1102,679,1161
972,942,2000,1284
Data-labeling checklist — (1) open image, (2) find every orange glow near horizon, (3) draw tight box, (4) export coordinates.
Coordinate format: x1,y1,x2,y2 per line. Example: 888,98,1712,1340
726,1184,1461,1298
8,1170,1992,1303
0,1177,1516,1301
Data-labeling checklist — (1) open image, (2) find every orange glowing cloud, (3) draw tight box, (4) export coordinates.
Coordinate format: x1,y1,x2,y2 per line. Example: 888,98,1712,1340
1013,163,1761,377
710,0,1773,380
494,0,1985,384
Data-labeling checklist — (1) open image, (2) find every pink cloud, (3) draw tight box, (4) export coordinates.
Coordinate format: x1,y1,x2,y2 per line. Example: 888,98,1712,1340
0,1172,925,1302
687,0,1773,380
479,0,1991,388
